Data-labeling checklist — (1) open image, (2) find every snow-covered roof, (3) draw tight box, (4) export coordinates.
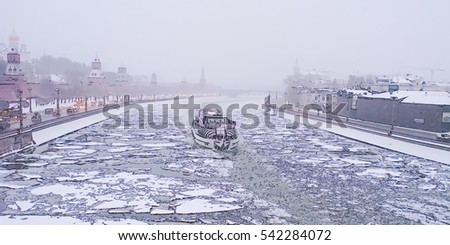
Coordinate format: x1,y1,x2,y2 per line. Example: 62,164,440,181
362,91,450,105
49,74,67,84
345,89,371,95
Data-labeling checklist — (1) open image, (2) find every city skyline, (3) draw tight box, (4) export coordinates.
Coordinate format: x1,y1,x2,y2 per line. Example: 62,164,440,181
1,0,450,89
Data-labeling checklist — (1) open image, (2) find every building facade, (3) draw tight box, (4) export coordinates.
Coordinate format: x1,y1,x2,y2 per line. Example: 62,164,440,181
0,30,31,62
86,56,106,86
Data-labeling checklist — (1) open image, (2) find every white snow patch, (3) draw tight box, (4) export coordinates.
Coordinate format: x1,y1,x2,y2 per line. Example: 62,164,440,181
94,219,148,225
357,168,402,178
107,147,140,153
142,143,178,148
75,149,97,154
52,145,84,150
181,188,216,197
175,198,242,214
18,173,42,180
0,170,13,178
266,207,292,218
94,200,129,210
0,183,30,189
15,201,35,212
75,142,106,146
0,215,90,225
340,158,371,165
40,154,64,160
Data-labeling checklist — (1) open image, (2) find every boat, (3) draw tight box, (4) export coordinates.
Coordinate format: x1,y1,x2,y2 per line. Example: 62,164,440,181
191,108,239,150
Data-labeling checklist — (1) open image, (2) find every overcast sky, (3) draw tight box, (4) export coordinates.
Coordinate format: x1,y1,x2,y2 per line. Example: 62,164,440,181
1,0,450,89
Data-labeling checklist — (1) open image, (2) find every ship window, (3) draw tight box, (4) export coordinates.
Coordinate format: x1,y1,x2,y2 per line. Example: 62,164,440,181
443,112,450,123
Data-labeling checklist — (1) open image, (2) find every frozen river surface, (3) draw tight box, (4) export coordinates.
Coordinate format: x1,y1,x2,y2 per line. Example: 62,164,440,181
0,97,449,224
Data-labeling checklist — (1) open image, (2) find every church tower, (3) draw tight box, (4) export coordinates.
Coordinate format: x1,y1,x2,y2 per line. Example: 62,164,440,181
199,67,206,88
0,30,31,62
4,48,25,82
293,58,300,79
8,30,20,51
151,72,157,85
116,67,128,82
86,55,105,86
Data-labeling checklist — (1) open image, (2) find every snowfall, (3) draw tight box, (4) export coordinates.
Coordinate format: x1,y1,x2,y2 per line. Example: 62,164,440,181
0,96,449,225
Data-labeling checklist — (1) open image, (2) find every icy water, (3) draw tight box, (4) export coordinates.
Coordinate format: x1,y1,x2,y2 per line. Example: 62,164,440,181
0,98,449,224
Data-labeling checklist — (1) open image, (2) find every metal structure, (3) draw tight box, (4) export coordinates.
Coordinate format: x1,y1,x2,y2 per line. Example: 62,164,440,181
55,88,60,117
28,87,32,113
16,89,23,132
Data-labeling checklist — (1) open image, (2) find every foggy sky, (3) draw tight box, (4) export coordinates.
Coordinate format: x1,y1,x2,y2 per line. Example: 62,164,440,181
1,0,450,90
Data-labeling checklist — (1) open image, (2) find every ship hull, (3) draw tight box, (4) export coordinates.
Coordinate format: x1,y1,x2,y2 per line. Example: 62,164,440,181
191,128,239,150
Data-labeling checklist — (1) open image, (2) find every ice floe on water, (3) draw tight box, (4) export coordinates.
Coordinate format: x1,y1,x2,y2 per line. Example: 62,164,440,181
1,101,448,224
15,201,35,212
175,198,242,214
236,110,450,224
142,142,178,148
357,168,402,178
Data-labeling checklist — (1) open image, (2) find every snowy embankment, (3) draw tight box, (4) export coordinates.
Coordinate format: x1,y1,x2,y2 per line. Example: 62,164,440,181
283,113,450,165
32,112,112,145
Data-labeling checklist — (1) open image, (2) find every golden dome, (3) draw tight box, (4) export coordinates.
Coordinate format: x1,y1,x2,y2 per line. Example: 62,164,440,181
9,31,19,41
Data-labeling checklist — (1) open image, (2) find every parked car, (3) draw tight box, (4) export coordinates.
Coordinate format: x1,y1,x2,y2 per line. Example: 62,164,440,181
31,112,42,123
67,108,76,114
0,118,10,131
436,132,450,142
44,108,54,115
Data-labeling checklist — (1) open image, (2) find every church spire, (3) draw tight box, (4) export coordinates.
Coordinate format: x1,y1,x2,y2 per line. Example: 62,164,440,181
200,67,206,87
293,58,300,78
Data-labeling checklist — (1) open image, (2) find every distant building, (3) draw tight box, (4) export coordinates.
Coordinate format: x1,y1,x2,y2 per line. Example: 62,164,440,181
199,67,206,88
180,78,188,86
0,30,31,62
337,90,450,133
86,56,106,86
116,67,128,82
151,73,157,85
3,48,25,83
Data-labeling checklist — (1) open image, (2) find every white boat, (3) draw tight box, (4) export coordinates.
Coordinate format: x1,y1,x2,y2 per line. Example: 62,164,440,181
191,108,239,150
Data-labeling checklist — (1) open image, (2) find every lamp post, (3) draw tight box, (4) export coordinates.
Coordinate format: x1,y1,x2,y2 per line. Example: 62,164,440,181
28,87,32,113
389,98,396,136
55,88,60,117
16,89,23,132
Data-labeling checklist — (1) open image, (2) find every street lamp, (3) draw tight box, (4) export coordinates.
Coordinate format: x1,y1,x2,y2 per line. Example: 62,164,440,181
55,88,60,117
28,87,32,113
16,89,23,132
85,96,88,112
